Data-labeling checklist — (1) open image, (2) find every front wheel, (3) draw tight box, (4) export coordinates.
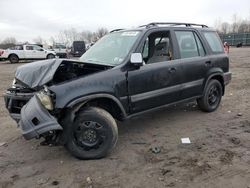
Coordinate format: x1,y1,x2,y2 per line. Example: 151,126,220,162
197,79,223,112
9,54,19,63
65,107,118,159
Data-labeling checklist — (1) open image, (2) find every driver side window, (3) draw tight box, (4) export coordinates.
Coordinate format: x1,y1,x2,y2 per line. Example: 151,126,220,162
26,46,34,50
142,31,172,64
33,46,43,51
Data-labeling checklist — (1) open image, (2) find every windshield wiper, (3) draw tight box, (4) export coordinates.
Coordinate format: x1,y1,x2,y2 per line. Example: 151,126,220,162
83,59,114,67
86,59,103,63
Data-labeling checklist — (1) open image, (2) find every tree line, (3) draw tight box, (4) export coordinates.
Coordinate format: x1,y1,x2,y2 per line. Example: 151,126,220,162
214,14,250,34
1,15,250,48
0,27,109,48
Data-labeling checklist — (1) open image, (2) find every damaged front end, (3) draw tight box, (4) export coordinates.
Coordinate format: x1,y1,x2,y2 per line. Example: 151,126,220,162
4,59,111,141
6,84,63,140
4,80,35,122
19,94,62,140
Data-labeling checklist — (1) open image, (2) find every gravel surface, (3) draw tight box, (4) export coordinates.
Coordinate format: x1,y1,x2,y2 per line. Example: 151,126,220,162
0,48,250,188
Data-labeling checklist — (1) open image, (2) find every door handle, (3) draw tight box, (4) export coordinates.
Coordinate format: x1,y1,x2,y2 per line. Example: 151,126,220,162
168,67,176,73
205,61,211,66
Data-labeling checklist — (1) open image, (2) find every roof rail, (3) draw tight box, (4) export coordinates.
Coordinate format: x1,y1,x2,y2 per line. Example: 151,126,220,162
139,22,208,28
110,29,124,33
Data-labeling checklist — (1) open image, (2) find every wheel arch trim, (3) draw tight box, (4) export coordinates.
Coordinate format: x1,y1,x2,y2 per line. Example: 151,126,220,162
203,72,225,95
8,53,19,59
66,93,127,118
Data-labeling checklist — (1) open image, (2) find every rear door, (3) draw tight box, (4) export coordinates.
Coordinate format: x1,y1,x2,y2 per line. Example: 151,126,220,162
173,30,210,99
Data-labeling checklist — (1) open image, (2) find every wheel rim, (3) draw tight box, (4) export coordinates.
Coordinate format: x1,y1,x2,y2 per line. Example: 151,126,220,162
11,56,18,63
73,121,106,150
208,85,220,106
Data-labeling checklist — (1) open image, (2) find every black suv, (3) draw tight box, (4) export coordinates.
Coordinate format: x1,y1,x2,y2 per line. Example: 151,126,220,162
4,23,232,159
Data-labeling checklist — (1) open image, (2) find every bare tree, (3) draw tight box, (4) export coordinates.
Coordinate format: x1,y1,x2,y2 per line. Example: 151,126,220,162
79,30,93,43
54,27,109,45
56,28,81,46
221,22,230,34
238,20,250,33
49,36,56,45
1,37,17,44
96,27,109,39
214,14,250,34
33,36,44,45
231,14,241,33
214,18,222,33
86,31,94,43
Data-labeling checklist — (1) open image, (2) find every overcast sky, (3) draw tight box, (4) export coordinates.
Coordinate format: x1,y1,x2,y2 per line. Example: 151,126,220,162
0,0,250,42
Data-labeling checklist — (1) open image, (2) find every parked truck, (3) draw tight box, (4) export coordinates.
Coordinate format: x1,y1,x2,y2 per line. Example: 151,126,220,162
53,43,68,58
71,41,86,57
0,44,56,63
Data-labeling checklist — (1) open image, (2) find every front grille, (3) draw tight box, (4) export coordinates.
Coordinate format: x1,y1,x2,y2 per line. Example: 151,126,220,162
4,92,34,114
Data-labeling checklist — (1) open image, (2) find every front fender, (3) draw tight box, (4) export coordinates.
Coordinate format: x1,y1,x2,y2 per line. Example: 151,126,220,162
66,93,127,118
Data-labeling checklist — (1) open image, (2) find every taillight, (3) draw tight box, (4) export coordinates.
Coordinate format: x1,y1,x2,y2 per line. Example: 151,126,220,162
0,50,4,56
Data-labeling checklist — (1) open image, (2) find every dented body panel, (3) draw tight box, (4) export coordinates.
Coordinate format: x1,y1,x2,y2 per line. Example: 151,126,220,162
49,67,129,111
19,96,62,140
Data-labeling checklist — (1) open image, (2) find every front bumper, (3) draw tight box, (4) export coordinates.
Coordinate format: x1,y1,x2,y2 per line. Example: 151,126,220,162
19,96,62,140
71,51,84,57
56,53,67,58
0,57,7,61
4,91,34,122
223,72,232,85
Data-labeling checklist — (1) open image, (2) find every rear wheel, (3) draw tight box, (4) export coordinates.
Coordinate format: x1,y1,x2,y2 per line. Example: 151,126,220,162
9,54,19,63
65,107,118,159
197,79,223,112
47,54,55,59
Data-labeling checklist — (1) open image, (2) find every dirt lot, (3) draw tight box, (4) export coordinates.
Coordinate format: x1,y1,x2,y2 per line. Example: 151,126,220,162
0,48,250,188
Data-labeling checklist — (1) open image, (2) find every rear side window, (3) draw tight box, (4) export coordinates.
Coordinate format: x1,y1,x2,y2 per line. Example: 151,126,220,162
9,46,23,50
175,31,199,58
203,32,224,53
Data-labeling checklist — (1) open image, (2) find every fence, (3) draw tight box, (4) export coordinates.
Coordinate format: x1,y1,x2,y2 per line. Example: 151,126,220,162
219,33,250,46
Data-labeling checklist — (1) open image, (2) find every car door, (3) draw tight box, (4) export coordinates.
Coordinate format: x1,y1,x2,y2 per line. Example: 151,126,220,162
25,45,36,59
173,30,210,99
33,46,46,59
127,30,183,113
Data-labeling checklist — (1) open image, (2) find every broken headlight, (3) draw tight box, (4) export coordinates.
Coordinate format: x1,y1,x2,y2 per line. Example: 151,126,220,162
12,78,17,88
36,87,54,110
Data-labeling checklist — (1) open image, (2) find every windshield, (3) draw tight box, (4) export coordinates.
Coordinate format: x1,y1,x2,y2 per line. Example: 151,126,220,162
80,31,141,66
54,44,66,49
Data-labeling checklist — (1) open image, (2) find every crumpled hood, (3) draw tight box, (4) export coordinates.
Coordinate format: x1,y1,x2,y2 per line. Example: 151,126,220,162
15,59,63,89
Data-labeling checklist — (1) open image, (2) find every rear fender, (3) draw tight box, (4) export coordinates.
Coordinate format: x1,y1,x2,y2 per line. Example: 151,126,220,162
202,68,225,95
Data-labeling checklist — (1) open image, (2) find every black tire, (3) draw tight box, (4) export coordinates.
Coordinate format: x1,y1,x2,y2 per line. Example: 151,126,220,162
9,54,19,63
197,79,223,112
47,54,55,59
65,107,118,159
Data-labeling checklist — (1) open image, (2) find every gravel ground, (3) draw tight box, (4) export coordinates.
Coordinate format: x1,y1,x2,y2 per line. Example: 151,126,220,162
0,48,250,188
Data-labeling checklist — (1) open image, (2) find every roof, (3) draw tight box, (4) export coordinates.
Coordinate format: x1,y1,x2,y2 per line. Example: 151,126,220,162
110,22,214,33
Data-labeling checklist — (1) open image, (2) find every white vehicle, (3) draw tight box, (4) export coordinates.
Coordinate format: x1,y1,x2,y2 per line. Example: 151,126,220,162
0,45,56,63
53,43,67,58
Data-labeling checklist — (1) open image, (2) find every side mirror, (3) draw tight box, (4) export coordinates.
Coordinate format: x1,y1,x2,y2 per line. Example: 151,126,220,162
130,53,143,66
